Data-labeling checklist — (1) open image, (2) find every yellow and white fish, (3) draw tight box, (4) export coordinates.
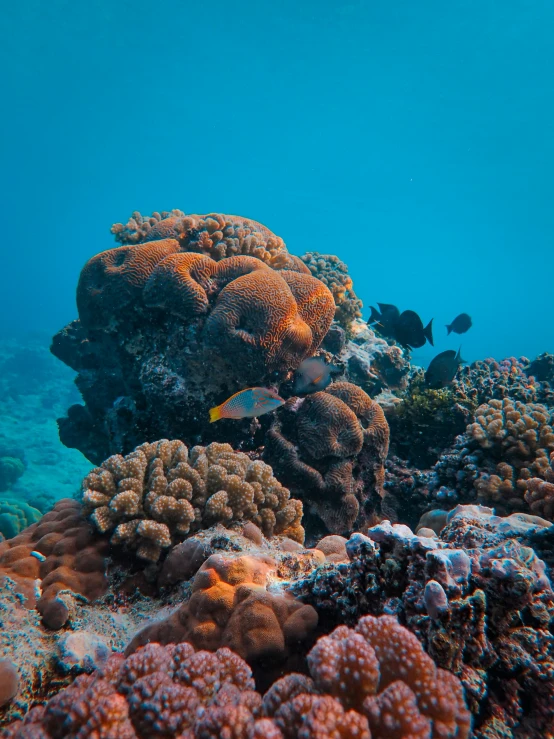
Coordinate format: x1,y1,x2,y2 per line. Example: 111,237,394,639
209,387,285,422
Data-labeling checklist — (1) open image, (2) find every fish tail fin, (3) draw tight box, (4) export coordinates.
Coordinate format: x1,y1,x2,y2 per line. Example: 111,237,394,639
424,318,434,346
446,323,452,335
368,305,380,324
209,405,222,423
457,346,467,364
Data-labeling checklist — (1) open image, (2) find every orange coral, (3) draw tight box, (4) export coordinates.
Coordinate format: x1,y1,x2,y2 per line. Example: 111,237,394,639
77,238,181,328
111,211,288,264
0,500,108,629
126,552,318,668
279,271,337,354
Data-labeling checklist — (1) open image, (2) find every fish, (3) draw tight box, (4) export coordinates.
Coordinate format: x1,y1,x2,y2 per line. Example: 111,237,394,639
394,310,434,349
425,347,466,388
294,357,338,394
209,387,285,422
446,313,472,335
368,303,400,337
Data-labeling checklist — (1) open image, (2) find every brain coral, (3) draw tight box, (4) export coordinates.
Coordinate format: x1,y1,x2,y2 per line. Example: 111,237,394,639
0,499,108,629
126,552,318,673
264,381,390,536
111,210,288,264
300,251,363,333
53,227,335,463
82,439,304,562
0,458,25,493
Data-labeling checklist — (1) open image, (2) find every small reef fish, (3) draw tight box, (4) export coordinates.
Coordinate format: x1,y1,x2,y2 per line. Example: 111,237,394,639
368,304,433,349
294,357,338,394
425,347,466,388
446,313,472,335
209,387,285,422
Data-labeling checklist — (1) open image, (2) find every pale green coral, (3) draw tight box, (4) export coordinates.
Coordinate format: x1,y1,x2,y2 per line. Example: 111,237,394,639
0,497,41,539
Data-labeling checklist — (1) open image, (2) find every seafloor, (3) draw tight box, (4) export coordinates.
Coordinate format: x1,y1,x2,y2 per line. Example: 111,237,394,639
1,211,553,739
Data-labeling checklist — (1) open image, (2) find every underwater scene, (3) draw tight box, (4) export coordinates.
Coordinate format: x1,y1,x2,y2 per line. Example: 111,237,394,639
1,1,554,738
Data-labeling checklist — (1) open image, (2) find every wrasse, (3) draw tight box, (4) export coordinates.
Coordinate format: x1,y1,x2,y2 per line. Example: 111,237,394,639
209,387,285,422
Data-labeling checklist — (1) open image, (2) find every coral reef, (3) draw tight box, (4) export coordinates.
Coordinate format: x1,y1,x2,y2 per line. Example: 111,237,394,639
264,381,390,537
300,251,363,333
0,500,108,629
3,614,470,739
454,356,554,406
523,451,554,520
0,458,25,493
82,439,304,562
111,210,289,264
52,233,334,463
126,552,318,676
387,372,475,467
292,510,554,738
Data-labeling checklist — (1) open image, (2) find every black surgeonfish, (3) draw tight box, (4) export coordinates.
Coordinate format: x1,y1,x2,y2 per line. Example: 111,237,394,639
425,347,466,388
394,310,434,349
368,303,400,337
446,313,472,335
368,305,433,349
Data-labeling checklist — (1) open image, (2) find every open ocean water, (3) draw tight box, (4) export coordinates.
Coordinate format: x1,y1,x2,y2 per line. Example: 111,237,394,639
0,2,553,738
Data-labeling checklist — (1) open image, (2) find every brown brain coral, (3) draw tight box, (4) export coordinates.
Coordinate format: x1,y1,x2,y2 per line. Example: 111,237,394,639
0,500,108,629
82,439,304,562
111,210,288,264
467,398,554,512
300,251,363,333
77,238,181,328
264,382,390,536
126,552,318,670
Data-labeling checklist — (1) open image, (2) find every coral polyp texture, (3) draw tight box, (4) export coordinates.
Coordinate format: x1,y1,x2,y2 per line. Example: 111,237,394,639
127,552,318,674
0,500,108,629
82,439,304,561
111,210,288,264
4,613,470,739
300,251,363,333
292,510,554,738
265,381,390,536
52,215,335,463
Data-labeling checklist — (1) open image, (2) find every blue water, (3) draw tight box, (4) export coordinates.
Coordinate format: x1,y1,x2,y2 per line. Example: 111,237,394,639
2,0,553,363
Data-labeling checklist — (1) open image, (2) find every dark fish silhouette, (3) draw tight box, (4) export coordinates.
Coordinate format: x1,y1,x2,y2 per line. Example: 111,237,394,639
446,313,472,335
394,310,434,349
425,347,466,388
368,303,400,337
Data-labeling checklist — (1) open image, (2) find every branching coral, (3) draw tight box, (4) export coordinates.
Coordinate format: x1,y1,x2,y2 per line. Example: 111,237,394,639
0,500,108,629
111,210,288,264
467,398,554,512
300,252,363,333
82,439,304,562
523,452,554,520
127,552,318,672
265,382,389,536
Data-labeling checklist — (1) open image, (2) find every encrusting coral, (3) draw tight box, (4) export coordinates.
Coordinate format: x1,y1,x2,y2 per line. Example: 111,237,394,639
300,251,363,334
82,439,304,562
265,381,390,536
3,614,470,739
0,498,41,540
0,500,108,629
126,552,318,673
